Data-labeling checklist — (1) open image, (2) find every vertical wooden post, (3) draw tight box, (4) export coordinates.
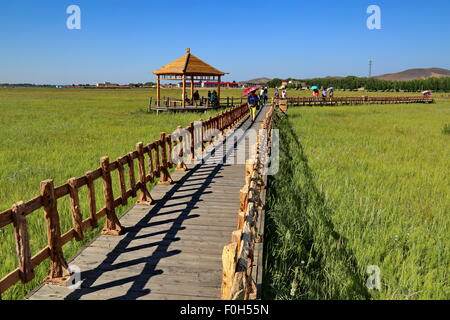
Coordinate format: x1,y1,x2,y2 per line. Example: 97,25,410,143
68,178,84,241
158,133,173,184
156,75,161,107
40,179,70,284
127,153,137,197
12,201,35,283
136,143,154,205
218,76,221,105
116,159,128,206
190,76,194,101
146,147,155,183
221,243,237,300
176,126,188,171
182,74,186,108
100,157,125,236
85,171,98,228
189,122,195,161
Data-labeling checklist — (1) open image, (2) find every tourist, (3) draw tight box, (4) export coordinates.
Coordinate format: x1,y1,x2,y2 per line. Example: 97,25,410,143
193,90,200,106
247,91,259,121
313,89,320,99
264,87,269,105
329,88,334,97
210,90,218,105
258,87,265,109
274,88,279,99
281,89,287,99
207,90,212,102
322,88,327,98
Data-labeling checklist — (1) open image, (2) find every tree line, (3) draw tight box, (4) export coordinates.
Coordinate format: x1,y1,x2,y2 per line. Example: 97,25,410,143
265,76,450,92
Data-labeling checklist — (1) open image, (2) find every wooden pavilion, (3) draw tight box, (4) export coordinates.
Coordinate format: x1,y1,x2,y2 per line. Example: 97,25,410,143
152,48,227,108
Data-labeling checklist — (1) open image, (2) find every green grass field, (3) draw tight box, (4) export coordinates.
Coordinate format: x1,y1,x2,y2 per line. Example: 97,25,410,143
1,87,448,300
263,100,450,300
0,87,236,299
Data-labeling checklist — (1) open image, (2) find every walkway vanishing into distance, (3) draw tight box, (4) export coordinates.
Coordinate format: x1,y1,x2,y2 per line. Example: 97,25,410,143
27,105,269,300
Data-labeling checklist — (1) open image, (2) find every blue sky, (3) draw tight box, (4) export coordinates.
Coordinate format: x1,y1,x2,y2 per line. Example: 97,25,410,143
1,0,449,84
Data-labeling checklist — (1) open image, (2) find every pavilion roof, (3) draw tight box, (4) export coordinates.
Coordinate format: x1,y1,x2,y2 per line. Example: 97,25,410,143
153,48,226,76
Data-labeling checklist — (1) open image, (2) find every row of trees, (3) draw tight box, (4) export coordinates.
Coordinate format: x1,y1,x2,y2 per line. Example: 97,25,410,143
264,76,450,92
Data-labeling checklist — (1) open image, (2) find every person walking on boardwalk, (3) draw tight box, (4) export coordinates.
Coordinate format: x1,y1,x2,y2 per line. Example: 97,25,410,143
322,88,328,98
263,87,269,105
258,87,265,110
274,88,280,99
247,91,259,122
192,90,200,106
281,89,287,99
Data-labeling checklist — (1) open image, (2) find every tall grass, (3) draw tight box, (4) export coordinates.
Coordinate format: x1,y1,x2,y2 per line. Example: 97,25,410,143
0,88,224,299
264,102,450,300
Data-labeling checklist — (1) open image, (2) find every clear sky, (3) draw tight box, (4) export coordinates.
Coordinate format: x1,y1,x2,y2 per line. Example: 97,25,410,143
1,0,449,84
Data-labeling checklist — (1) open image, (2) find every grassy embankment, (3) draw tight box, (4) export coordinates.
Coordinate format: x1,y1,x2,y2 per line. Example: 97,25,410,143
263,100,449,300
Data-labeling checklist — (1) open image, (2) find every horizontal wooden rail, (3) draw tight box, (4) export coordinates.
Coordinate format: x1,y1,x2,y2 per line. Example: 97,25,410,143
0,102,250,298
152,96,245,109
273,96,434,107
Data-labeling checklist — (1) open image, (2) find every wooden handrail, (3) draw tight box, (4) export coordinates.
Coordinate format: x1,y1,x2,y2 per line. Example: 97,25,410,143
221,104,275,300
0,102,250,298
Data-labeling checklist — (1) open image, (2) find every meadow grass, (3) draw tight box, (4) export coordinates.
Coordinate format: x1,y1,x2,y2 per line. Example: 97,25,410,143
264,101,449,300
0,87,232,299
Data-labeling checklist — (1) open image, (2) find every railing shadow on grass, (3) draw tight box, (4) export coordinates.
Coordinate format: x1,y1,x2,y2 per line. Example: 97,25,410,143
263,112,371,300
64,112,256,300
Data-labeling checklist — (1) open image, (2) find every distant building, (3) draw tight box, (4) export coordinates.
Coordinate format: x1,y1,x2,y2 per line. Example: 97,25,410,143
202,81,238,88
96,82,129,88
176,81,239,88
176,82,202,88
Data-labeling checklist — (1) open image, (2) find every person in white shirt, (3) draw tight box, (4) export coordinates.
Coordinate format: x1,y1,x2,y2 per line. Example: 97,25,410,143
281,89,287,99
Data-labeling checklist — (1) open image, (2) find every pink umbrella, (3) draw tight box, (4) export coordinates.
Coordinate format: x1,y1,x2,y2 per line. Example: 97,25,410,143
242,86,261,97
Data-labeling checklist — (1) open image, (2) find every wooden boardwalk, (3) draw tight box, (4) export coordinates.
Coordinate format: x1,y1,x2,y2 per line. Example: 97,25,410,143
27,106,269,300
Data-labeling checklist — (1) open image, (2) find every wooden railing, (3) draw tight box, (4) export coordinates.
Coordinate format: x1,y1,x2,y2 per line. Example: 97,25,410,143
221,104,275,300
0,102,250,298
274,96,434,106
150,96,246,109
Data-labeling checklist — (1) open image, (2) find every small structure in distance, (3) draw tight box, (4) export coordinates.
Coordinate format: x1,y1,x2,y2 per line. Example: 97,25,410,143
152,48,227,108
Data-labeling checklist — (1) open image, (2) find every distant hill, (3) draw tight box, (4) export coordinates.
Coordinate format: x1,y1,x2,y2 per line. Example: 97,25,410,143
375,68,450,81
238,77,272,85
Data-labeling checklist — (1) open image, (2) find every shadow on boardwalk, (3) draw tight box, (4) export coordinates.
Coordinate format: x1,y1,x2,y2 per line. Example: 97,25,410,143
58,107,268,300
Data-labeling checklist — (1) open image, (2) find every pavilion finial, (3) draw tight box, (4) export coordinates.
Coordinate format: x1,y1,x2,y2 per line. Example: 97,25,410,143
186,48,190,54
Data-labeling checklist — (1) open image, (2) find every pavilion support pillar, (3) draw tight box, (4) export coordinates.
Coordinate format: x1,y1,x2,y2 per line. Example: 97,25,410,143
218,76,221,106
182,74,186,108
190,76,194,101
156,75,161,107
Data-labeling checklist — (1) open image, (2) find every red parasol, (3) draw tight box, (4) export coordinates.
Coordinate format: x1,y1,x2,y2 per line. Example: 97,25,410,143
242,86,261,97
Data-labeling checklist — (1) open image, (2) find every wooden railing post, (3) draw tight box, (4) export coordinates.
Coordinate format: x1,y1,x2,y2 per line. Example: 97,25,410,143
221,242,237,300
127,152,137,197
158,133,173,184
189,122,195,161
116,158,128,206
136,142,154,205
85,170,98,228
176,126,187,171
100,157,125,236
40,179,70,285
12,201,35,283
68,178,84,241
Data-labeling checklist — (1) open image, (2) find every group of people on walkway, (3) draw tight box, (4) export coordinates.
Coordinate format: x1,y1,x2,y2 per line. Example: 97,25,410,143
247,87,270,121
274,88,287,99
312,87,334,98
187,90,219,106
